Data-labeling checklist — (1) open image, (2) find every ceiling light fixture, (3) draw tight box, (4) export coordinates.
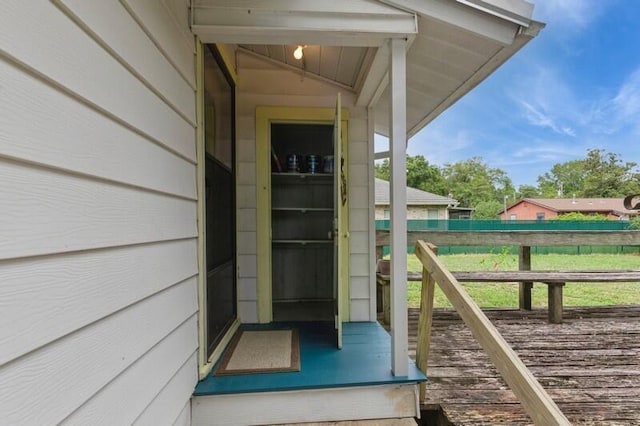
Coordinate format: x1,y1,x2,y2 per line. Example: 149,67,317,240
293,45,304,60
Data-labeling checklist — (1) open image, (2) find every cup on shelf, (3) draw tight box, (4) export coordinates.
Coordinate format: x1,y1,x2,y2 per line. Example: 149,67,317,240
287,154,300,172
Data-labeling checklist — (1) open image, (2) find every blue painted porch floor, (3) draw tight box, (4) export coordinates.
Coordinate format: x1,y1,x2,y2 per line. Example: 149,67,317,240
194,321,426,396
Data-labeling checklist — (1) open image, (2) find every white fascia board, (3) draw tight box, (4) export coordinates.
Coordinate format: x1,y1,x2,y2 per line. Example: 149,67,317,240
380,0,520,45
192,5,417,46
194,27,397,47
456,0,534,26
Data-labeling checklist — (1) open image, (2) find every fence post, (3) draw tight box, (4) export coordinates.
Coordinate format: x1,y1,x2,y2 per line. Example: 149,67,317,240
519,246,532,310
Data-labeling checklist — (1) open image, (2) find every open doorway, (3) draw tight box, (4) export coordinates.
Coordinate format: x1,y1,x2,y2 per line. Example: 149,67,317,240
270,123,335,322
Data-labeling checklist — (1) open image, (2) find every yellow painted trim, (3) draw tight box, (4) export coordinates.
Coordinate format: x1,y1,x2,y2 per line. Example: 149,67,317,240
215,43,238,84
199,318,240,379
195,39,207,370
256,105,350,323
340,119,351,321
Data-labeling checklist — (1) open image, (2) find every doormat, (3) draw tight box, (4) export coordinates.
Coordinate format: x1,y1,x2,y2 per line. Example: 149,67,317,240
215,329,300,375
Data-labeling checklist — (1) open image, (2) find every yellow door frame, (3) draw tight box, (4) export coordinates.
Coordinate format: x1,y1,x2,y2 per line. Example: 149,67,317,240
256,106,350,323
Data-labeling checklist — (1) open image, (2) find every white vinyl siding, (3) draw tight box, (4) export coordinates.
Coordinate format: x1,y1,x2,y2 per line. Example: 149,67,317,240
235,52,373,322
0,1,198,424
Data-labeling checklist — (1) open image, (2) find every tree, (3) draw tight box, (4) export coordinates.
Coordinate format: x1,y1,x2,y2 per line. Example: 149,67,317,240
552,212,608,221
374,155,447,195
536,159,587,198
517,184,540,199
442,157,513,208
535,149,640,198
581,149,640,197
474,200,503,219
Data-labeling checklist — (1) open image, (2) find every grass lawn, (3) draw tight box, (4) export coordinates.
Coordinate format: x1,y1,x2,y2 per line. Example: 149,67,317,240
404,253,640,308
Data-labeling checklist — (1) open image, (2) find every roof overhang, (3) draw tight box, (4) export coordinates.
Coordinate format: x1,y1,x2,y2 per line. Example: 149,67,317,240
364,0,543,137
191,0,543,138
191,0,418,46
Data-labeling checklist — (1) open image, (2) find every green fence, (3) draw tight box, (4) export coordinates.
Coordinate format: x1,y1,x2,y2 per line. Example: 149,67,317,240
375,220,640,255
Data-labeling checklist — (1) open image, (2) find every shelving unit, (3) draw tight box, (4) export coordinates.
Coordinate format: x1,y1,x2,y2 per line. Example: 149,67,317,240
270,123,335,321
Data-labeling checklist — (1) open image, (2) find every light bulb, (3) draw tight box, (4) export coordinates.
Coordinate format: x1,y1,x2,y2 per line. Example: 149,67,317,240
293,45,303,60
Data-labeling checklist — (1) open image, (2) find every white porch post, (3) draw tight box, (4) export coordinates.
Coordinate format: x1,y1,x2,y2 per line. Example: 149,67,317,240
389,37,408,376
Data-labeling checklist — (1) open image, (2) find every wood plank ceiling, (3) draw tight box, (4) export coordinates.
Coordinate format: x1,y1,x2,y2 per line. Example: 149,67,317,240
238,44,373,90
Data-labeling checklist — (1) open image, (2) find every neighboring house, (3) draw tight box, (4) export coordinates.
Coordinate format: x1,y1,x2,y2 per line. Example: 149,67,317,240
375,178,458,220
1,1,541,425
501,198,640,221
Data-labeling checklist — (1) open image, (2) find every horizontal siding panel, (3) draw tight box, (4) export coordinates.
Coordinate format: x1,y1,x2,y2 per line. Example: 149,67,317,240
350,184,369,208
236,116,255,141
62,318,198,426
349,254,369,277
350,165,369,187
0,1,195,161
239,68,344,96
237,231,257,255
349,141,369,164
237,94,340,117
0,57,195,199
0,239,197,365
349,117,368,142
0,278,198,425
0,160,196,260
238,300,258,323
237,208,256,232
350,299,370,321
237,184,257,208
349,231,369,254
238,278,257,301
58,0,195,123
237,161,256,185
133,352,198,426
124,0,196,88
350,276,370,299
238,255,257,278
171,400,192,426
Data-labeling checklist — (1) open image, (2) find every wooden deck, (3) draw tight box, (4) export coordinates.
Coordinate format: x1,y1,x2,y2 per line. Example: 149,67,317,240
406,305,640,425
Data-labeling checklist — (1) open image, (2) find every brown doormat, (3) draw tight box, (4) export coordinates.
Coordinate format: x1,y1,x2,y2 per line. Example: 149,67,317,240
215,329,300,375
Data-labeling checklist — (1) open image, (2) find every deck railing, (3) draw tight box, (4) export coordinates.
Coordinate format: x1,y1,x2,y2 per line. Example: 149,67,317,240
414,240,571,426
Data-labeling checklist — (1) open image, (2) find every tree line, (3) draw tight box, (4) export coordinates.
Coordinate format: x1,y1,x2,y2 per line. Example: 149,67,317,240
374,149,640,219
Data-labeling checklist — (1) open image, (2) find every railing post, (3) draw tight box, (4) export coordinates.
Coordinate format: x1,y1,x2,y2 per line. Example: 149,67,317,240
416,243,437,402
519,246,532,310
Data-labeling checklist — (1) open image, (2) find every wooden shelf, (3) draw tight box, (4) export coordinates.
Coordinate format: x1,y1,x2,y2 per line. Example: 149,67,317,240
272,172,333,179
272,239,333,245
272,207,333,212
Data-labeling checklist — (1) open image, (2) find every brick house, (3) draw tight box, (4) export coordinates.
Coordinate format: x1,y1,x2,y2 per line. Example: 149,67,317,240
501,198,640,221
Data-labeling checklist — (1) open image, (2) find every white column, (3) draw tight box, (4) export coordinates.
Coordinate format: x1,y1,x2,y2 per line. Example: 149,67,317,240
389,37,408,376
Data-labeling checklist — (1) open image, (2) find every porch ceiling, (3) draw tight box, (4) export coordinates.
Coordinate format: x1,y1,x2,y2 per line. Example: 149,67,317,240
237,44,375,92
191,0,543,138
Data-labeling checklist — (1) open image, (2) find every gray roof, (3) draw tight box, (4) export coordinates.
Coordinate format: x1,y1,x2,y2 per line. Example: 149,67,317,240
375,178,457,206
517,198,638,216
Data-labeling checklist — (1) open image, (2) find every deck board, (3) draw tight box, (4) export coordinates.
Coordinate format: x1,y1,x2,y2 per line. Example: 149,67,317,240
405,305,640,425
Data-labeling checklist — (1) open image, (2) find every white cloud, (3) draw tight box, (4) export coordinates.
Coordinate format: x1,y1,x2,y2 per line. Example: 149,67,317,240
509,66,580,137
519,100,576,136
613,68,640,122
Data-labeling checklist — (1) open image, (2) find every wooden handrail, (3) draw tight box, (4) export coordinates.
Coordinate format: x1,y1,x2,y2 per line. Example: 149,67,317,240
377,229,640,247
414,240,570,426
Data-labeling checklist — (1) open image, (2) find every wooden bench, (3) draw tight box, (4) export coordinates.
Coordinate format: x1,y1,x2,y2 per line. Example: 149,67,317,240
376,230,640,319
377,266,640,324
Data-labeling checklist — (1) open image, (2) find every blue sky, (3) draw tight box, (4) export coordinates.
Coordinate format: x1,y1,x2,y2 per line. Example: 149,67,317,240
377,0,640,188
